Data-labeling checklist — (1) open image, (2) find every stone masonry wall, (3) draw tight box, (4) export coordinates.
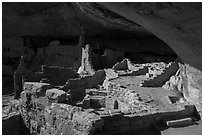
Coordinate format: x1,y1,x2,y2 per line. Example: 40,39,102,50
42,65,79,85
78,44,95,75
19,82,198,135
19,82,104,135
141,61,179,87
62,70,106,102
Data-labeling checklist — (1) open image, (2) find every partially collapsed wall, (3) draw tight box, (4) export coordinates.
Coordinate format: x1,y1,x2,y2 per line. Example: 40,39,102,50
140,61,179,87
7,39,201,135
18,81,199,135
41,65,79,85
62,70,106,102
77,44,95,75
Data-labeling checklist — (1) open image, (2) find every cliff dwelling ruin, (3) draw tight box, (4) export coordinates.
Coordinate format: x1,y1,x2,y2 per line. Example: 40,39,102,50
2,2,202,135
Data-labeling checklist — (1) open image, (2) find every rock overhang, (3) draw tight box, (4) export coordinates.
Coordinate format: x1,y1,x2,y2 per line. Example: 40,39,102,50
2,2,202,70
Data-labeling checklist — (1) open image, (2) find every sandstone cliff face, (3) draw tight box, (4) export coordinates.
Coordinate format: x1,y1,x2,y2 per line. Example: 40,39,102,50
3,2,128,38
78,2,202,70
3,3,80,37
3,2,201,70
179,63,202,107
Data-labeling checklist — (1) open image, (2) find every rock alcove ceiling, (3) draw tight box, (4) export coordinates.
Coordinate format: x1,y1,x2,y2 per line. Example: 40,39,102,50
3,2,201,70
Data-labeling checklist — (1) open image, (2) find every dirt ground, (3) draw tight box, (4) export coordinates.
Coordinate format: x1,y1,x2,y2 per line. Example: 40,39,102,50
110,75,202,135
111,75,184,111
